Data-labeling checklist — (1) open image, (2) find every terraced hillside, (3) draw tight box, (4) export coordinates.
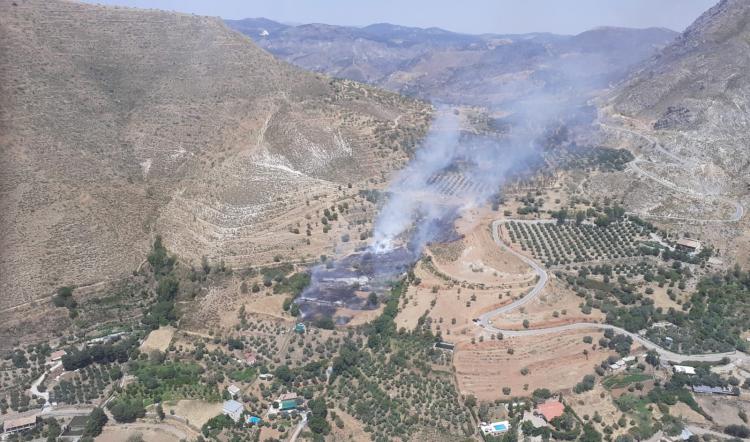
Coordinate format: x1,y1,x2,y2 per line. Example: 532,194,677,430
0,0,430,310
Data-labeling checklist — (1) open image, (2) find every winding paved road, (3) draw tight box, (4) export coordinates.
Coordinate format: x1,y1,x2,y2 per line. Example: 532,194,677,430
476,220,748,364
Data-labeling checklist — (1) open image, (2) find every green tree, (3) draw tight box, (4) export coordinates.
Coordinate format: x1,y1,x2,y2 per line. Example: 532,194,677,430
83,407,108,437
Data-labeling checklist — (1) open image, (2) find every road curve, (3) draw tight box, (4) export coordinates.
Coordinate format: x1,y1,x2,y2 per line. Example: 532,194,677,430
476,220,748,364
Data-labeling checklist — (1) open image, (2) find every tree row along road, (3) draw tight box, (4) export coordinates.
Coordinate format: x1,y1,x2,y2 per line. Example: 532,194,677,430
476,220,748,364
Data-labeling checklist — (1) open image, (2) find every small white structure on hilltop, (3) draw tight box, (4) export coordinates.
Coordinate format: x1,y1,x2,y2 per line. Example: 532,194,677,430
480,420,510,436
222,400,244,423
673,365,696,375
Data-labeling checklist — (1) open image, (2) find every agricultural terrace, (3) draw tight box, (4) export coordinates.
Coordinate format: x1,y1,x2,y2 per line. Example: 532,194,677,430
505,218,654,267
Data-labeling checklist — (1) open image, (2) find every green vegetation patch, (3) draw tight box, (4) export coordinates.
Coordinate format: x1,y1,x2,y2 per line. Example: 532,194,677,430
602,373,651,390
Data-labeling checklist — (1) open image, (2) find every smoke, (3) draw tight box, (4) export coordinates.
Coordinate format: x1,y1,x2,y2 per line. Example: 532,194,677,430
369,103,548,256
297,43,605,321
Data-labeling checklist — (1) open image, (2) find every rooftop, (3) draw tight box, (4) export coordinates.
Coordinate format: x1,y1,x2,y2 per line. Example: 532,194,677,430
49,350,67,360
676,238,701,249
223,400,244,414
673,365,696,375
535,399,565,421
3,415,37,430
279,392,298,401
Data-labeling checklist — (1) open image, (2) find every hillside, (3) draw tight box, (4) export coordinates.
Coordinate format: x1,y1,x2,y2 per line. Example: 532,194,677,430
227,18,677,106
591,0,750,264
609,0,750,179
0,0,429,310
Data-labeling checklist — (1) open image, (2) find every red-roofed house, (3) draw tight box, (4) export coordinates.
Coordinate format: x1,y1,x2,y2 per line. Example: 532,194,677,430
535,399,564,422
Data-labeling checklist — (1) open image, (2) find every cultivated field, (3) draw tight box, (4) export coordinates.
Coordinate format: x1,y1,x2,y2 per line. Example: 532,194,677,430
453,329,615,401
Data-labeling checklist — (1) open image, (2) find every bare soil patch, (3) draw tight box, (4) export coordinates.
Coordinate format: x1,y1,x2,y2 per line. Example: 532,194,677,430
140,326,176,353
453,329,614,401
165,399,223,428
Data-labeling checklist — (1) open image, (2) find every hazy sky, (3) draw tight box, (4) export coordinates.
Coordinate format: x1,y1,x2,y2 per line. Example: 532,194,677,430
84,0,718,35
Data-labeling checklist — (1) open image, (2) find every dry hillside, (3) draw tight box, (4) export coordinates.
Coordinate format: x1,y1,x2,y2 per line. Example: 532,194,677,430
0,0,430,310
592,0,750,264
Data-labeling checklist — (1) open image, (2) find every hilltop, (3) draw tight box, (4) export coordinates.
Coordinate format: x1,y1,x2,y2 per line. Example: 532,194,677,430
0,0,429,310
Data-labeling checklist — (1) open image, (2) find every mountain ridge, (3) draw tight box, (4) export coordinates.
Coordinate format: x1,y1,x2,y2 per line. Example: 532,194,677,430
227,17,678,106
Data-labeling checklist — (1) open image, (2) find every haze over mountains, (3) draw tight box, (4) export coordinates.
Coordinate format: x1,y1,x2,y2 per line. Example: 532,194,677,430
227,18,677,106
0,0,428,310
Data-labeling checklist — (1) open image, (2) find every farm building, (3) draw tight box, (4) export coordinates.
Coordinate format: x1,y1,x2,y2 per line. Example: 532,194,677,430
675,238,701,253
692,385,740,396
2,415,38,435
609,356,636,371
49,350,67,362
434,341,455,351
535,399,565,422
222,400,244,422
673,365,696,375
480,420,510,436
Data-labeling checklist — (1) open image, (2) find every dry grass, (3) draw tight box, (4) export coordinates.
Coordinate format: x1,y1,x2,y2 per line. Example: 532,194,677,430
0,0,430,313
453,330,615,401
140,326,176,353
165,400,223,428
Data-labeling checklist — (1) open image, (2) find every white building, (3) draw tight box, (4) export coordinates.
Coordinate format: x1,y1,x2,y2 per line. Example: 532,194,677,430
222,400,244,422
227,384,241,398
673,365,696,375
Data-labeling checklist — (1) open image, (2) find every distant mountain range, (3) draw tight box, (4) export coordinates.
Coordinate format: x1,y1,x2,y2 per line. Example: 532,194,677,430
227,18,677,107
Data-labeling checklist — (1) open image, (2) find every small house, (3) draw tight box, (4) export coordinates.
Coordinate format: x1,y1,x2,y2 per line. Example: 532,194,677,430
673,365,696,375
227,384,241,399
535,399,565,422
2,415,38,435
675,238,701,253
222,400,244,423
